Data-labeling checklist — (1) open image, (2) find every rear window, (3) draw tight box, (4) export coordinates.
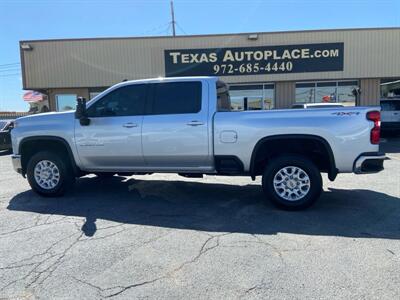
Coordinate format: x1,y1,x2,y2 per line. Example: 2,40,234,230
0,121,6,130
152,82,201,115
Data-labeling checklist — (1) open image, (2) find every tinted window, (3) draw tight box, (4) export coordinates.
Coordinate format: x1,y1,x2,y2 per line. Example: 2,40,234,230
0,122,6,130
87,84,147,117
152,82,201,115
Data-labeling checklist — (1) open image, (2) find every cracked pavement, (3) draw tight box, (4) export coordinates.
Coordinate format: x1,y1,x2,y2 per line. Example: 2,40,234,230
0,138,399,299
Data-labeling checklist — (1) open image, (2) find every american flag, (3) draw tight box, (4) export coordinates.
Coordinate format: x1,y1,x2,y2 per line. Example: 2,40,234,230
23,91,44,102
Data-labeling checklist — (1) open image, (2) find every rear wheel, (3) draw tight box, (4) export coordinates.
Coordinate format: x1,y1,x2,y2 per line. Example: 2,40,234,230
262,155,322,210
27,151,74,197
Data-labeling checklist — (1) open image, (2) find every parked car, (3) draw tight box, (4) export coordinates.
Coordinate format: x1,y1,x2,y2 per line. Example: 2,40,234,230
380,98,400,133
0,120,14,151
10,77,386,210
292,103,344,109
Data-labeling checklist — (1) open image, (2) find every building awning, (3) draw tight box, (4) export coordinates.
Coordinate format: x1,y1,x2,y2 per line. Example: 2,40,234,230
23,91,45,102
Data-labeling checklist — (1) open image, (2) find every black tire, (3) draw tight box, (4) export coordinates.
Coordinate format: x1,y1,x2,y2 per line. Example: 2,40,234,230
27,151,75,197
262,154,322,210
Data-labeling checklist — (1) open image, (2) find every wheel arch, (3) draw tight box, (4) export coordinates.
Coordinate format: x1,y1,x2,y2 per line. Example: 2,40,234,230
19,136,80,176
250,134,338,181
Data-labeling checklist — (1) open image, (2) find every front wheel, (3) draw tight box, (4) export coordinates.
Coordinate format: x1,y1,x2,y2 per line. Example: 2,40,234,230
262,155,322,210
27,151,74,197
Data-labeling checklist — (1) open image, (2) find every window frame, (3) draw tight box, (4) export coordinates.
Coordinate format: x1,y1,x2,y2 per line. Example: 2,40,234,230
228,82,275,110
147,81,203,116
86,83,149,118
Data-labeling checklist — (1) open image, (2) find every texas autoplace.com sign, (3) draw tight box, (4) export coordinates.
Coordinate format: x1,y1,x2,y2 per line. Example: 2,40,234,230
164,42,344,77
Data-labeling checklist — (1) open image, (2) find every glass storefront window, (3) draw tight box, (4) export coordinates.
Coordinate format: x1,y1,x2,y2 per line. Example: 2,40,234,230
316,82,336,103
295,83,315,103
380,79,400,99
55,94,77,111
337,81,357,106
296,81,358,106
229,84,274,111
263,84,274,109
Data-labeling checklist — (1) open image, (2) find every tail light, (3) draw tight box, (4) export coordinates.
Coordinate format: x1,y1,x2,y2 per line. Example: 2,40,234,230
367,111,381,144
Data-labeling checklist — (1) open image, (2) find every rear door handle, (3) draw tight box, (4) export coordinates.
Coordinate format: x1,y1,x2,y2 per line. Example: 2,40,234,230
186,121,205,126
123,122,138,128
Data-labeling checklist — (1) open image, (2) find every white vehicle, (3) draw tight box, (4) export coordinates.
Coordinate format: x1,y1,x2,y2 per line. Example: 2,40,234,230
11,77,386,210
381,98,400,132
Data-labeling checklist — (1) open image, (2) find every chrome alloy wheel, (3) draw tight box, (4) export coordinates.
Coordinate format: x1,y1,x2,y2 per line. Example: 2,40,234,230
273,166,311,201
34,160,60,190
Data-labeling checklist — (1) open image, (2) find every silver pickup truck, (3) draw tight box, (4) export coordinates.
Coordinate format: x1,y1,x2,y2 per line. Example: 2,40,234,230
11,76,386,210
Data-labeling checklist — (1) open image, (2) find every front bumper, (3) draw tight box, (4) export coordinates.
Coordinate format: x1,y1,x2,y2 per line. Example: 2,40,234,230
353,152,387,174
11,154,22,174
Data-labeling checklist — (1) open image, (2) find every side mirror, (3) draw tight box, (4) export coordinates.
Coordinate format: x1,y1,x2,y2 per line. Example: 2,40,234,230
75,97,90,126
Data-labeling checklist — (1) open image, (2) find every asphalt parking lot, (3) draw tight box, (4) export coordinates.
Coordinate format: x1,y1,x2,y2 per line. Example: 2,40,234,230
0,138,399,299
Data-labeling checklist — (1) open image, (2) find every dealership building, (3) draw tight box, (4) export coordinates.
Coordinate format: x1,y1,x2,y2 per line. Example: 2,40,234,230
20,27,400,112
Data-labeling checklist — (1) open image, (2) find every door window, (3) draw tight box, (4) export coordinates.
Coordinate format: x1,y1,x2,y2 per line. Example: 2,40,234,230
87,84,147,117
151,82,201,115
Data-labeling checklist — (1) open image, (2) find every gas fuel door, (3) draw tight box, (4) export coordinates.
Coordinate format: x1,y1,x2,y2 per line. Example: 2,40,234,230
220,130,238,143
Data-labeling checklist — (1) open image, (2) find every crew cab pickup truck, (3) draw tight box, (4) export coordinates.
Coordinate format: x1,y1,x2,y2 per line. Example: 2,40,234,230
11,77,386,210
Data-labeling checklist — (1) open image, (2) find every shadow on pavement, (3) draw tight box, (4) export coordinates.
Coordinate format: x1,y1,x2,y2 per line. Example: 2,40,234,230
7,176,400,239
381,136,400,154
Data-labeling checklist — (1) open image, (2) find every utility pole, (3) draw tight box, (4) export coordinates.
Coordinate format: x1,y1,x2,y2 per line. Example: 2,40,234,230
170,0,176,36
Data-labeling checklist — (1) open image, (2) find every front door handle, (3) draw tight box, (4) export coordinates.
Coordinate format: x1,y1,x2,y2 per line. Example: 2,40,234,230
123,122,138,128
187,121,204,126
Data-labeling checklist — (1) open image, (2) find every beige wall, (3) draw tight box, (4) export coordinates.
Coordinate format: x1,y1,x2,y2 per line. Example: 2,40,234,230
275,81,295,108
359,78,380,106
21,28,400,89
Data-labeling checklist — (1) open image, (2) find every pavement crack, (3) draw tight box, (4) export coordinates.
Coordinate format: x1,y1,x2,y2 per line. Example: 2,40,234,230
102,232,230,298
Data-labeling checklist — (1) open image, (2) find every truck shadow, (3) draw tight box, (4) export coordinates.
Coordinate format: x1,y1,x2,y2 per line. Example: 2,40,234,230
7,176,400,239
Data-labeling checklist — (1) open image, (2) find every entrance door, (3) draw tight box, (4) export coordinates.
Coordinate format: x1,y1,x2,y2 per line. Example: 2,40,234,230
75,84,148,170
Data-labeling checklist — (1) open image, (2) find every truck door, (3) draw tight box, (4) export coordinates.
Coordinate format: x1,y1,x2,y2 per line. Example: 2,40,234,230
74,84,148,170
141,80,212,170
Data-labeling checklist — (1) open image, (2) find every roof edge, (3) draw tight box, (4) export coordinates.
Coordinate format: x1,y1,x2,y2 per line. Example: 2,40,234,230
20,27,400,44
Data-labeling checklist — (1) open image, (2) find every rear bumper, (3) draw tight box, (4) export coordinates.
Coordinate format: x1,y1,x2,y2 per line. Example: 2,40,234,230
382,122,400,131
11,154,22,174
353,152,387,174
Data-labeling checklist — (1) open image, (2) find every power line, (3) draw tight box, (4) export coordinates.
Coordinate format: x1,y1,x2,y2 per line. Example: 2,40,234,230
176,22,187,35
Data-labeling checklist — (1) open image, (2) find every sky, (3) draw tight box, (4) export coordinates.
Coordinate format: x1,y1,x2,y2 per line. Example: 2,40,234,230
0,0,399,111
